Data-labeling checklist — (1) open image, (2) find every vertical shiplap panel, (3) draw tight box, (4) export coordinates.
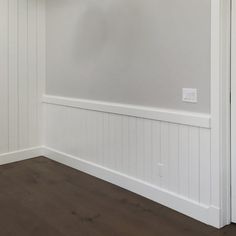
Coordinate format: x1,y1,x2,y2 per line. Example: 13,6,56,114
168,123,179,193
108,114,115,169
45,104,212,209
151,120,161,186
8,0,18,151
63,106,74,154
37,0,46,145
44,105,56,150
0,0,9,154
93,111,102,164
44,104,214,225
110,114,117,170
136,118,145,180
72,108,83,157
18,0,29,149
89,112,99,163
189,127,200,202
91,112,99,164
65,107,75,154
128,117,137,177
28,0,38,147
114,115,123,172
45,103,212,209
75,109,85,156
56,105,66,152
96,111,104,166
0,0,43,154
86,110,96,163
52,105,66,151
178,125,189,196
143,119,152,182
82,109,90,160
160,122,169,188
122,116,129,174
103,113,111,169
200,128,211,205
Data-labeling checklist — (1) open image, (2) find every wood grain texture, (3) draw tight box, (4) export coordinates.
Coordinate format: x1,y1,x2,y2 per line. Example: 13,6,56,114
0,156,234,236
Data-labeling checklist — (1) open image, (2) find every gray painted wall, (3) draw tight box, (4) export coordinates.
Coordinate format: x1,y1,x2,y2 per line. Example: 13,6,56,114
46,0,211,113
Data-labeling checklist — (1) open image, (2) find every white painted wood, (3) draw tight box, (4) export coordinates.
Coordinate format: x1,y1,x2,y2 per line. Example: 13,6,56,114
0,147,43,165
43,146,220,228
0,0,45,157
37,0,46,145
200,129,211,206
144,119,152,182
18,0,29,149
168,123,179,193
28,0,38,147
221,2,231,225
160,122,169,189
178,125,189,197
8,0,18,151
232,0,236,224
0,0,9,154
136,118,145,180
189,127,200,202
127,117,137,177
43,95,211,128
211,0,221,213
211,0,231,227
43,102,214,225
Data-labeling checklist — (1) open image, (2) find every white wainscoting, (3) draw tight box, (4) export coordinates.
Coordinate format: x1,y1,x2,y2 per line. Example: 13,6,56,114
42,95,219,227
0,0,45,160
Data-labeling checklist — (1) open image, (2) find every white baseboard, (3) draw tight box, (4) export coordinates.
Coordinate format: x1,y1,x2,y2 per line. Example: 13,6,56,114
0,147,43,165
43,146,220,228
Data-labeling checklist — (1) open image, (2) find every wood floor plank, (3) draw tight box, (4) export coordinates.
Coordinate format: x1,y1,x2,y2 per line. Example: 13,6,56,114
0,157,234,236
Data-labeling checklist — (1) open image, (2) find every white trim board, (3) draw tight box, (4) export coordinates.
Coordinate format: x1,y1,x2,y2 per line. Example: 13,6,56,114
43,95,211,128
210,0,231,227
43,146,220,228
0,147,43,165
231,0,236,223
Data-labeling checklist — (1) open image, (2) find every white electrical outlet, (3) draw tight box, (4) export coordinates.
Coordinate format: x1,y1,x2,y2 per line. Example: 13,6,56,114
182,88,198,103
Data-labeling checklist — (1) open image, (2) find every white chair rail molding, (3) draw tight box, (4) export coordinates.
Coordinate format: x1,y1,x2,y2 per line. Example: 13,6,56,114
0,0,233,232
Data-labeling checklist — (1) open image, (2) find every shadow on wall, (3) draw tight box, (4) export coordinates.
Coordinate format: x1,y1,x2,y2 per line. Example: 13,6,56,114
74,0,146,76
46,0,211,113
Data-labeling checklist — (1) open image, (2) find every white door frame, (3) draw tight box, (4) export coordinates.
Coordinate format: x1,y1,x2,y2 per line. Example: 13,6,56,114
231,0,236,224
211,0,231,227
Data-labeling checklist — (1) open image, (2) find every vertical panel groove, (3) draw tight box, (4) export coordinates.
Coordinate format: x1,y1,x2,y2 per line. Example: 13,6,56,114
0,0,44,154
45,104,212,207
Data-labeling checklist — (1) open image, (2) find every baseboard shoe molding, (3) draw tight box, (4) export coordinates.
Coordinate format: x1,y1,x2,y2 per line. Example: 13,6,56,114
0,147,43,165
43,146,220,228
43,95,211,128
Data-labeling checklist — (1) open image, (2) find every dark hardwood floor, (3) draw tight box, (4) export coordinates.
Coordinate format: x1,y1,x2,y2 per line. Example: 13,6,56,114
0,157,235,236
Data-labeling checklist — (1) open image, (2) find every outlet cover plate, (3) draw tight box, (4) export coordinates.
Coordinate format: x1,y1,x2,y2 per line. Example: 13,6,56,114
182,88,198,103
